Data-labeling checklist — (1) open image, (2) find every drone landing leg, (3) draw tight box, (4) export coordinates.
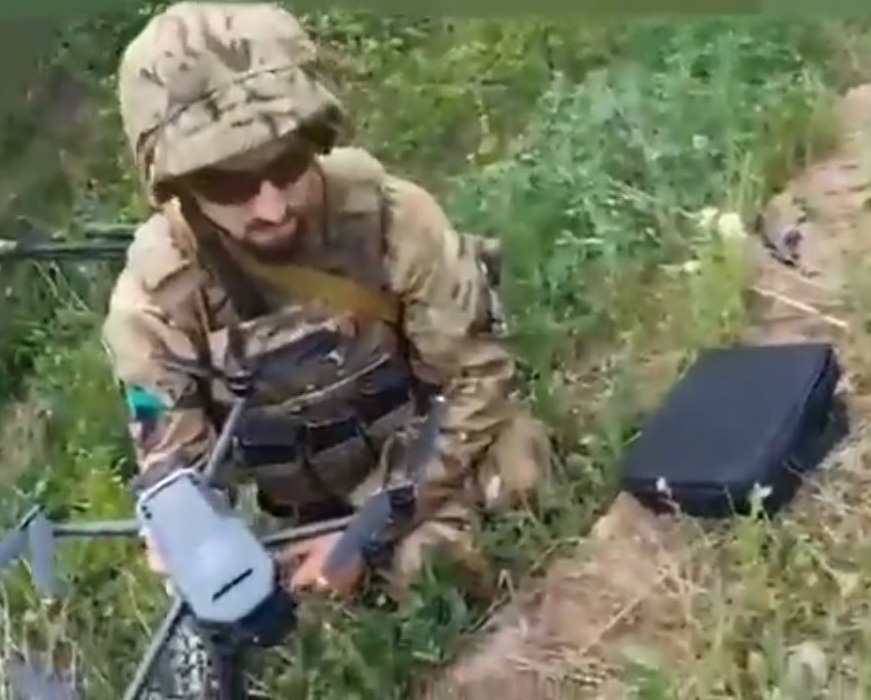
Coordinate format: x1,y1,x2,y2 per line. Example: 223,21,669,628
122,596,186,700
205,633,250,700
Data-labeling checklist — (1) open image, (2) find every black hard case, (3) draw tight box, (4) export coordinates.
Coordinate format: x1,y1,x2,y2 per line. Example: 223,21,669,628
619,343,847,518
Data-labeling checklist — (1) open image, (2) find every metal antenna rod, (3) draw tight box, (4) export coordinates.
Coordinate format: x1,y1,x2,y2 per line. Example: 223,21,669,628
201,393,250,485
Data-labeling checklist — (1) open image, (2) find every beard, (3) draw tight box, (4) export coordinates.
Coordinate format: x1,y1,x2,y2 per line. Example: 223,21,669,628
237,214,307,262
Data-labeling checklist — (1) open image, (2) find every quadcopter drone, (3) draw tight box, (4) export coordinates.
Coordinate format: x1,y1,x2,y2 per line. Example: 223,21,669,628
0,222,446,699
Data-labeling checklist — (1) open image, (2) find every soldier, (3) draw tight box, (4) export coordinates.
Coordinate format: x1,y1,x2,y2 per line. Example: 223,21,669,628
103,1,552,603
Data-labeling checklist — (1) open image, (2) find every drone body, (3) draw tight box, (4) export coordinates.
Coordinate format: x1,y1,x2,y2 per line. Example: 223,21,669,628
136,469,276,626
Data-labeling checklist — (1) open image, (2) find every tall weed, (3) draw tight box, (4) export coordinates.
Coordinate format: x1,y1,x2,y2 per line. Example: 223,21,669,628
0,16,856,700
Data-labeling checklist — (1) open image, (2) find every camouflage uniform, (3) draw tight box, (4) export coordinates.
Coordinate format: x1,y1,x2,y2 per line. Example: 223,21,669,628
103,1,552,597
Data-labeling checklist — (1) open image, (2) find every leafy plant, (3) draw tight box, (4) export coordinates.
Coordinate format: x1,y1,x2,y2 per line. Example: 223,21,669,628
0,11,863,700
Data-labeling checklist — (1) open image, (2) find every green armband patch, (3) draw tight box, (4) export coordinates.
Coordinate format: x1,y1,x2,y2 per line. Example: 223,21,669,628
124,384,168,422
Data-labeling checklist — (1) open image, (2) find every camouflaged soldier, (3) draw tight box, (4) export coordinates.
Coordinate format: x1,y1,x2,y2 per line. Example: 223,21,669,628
103,1,552,600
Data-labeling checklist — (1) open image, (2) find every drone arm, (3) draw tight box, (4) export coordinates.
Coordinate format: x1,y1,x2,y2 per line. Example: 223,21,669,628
318,397,447,588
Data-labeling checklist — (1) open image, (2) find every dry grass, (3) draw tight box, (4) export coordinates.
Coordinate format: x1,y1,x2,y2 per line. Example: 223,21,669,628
0,400,47,489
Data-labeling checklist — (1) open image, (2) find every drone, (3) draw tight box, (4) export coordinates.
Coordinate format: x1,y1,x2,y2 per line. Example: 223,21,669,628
0,221,446,699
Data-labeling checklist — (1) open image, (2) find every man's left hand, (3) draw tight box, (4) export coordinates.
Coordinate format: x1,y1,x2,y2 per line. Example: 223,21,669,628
282,532,365,599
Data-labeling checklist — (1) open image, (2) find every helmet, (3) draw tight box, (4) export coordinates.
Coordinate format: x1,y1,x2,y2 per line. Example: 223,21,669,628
117,2,347,204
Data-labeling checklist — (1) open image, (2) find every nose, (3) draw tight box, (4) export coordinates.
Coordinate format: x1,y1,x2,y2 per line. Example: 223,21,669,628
250,180,288,224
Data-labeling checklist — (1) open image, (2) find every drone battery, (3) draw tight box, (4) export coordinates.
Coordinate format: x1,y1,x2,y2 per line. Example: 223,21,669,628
135,468,277,625
619,342,846,518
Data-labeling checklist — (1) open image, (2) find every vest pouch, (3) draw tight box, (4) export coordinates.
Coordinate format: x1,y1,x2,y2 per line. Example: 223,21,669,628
352,358,419,442
235,357,416,467
235,358,419,507
235,406,370,505
234,412,303,468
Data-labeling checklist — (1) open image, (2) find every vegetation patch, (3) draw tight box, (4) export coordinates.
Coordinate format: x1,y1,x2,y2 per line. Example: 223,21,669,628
0,12,866,699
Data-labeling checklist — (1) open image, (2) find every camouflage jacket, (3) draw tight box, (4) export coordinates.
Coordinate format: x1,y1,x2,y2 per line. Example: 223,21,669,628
102,147,518,516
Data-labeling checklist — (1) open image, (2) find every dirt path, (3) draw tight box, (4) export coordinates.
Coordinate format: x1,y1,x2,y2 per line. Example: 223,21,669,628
419,83,871,699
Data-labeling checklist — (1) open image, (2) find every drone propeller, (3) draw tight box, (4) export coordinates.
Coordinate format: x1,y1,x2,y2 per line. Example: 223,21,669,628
0,508,60,598
28,513,58,598
0,527,27,569
0,507,141,600
4,651,80,700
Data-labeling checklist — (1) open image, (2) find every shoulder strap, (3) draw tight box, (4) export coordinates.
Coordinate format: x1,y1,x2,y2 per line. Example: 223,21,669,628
239,259,401,325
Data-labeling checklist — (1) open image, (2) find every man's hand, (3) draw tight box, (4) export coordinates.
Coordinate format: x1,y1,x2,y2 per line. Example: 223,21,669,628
283,532,365,599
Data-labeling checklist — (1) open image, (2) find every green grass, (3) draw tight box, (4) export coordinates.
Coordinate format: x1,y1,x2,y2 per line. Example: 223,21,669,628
0,12,865,700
